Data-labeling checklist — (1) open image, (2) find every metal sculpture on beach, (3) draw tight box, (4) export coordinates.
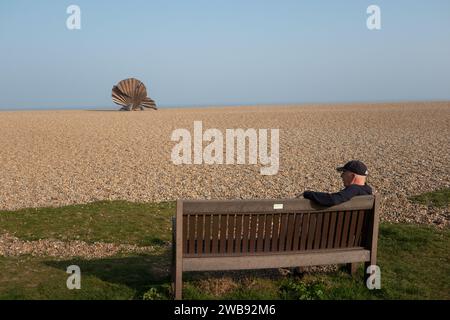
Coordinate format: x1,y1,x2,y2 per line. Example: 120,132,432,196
112,78,157,111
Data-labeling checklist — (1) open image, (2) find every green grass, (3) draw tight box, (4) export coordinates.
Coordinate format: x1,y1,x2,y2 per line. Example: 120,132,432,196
0,251,171,300
0,200,448,300
0,201,174,246
409,188,450,208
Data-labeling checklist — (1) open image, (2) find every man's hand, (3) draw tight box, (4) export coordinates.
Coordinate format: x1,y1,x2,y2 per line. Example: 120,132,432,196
295,192,304,198
303,191,313,199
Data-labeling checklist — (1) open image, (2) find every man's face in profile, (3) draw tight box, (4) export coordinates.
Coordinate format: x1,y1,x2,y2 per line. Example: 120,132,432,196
341,170,355,187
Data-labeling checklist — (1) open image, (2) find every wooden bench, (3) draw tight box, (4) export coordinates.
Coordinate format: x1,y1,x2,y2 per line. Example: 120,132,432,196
172,194,380,299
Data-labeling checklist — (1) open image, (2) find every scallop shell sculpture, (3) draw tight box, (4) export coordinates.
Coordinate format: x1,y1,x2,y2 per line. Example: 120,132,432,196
112,78,157,111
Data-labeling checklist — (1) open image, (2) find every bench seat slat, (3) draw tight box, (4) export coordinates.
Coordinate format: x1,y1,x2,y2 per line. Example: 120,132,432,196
327,212,337,249
285,213,296,251
334,211,344,248
341,211,352,248
188,215,196,254
355,210,366,246
242,215,250,253
249,214,257,253
219,215,227,254
227,214,235,254
348,210,358,247
264,214,273,252
196,214,204,254
204,215,211,254
183,248,370,271
256,214,265,252
278,213,289,251
211,215,220,254
314,213,323,250
182,213,188,254
307,214,316,250
183,246,367,258
271,214,280,251
299,213,310,250
234,214,243,254
320,212,330,249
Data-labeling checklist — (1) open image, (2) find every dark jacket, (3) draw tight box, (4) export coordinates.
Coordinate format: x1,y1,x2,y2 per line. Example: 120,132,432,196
303,184,373,207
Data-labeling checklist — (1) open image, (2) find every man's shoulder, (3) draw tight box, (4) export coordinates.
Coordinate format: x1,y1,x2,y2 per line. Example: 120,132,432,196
344,184,373,195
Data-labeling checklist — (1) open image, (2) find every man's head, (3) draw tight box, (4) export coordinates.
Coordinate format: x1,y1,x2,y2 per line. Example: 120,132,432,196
336,160,368,187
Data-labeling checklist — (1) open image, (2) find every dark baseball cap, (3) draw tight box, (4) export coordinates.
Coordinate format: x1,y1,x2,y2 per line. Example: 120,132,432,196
336,160,368,176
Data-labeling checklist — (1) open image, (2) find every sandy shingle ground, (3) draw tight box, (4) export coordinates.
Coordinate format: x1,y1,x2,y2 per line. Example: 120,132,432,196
0,102,448,226
0,233,156,259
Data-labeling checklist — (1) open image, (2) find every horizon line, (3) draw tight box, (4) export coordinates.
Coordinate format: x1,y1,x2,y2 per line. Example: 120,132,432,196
0,99,449,112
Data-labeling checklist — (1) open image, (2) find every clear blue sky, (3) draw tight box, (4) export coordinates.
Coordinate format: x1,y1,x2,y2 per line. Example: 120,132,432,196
1,0,449,109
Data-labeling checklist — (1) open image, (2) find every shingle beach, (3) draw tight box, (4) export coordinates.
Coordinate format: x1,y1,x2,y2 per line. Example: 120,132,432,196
0,102,448,226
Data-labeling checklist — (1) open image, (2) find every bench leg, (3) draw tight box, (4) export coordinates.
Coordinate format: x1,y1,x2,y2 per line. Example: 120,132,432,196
346,262,359,276
174,267,182,300
171,250,182,299
172,217,182,300
171,244,182,299
294,266,306,275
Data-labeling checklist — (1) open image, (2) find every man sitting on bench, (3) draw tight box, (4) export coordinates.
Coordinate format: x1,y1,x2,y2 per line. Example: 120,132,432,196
301,160,373,206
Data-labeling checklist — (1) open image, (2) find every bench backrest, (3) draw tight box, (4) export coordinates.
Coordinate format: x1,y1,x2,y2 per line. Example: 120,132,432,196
176,195,379,257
